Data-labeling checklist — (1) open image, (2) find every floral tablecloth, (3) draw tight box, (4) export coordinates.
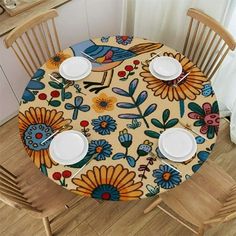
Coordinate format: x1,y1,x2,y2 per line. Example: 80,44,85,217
18,36,220,201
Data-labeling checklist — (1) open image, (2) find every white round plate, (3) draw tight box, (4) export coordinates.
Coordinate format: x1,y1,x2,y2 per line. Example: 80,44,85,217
149,56,182,81
159,128,197,162
59,56,92,81
49,130,89,165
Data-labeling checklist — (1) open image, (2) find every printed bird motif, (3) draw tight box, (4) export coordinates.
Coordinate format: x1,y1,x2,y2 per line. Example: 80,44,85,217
70,40,163,93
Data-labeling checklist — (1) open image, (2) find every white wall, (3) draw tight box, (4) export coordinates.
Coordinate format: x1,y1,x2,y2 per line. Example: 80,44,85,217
0,0,123,124
56,0,123,48
0,38,29,100
0,66,19,125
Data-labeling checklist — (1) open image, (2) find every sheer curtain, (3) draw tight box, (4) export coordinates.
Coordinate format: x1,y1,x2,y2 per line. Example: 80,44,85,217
121,0,233,51
221,0,236,143
211,0,236,116
121,0,236,142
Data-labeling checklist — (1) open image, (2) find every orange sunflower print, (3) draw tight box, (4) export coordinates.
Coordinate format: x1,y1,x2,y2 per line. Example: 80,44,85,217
18,107,72,168
46,51,70,69
72,164,143,200
140,52,208,101
92,93,117,113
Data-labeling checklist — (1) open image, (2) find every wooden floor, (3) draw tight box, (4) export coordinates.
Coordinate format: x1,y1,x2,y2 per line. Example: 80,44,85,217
0,117,236,236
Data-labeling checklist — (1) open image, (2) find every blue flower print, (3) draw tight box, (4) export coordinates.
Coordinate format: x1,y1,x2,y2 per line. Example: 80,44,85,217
153,165,182,189
192,144,214,172
112,129,135,167
145,184,160,197
202,84,214,97
92,115,117,135
116,36,133,45
137,140,152,157
118,128,132,148
192,151,209,172
22,69,45,103
23,123,53,150
195,136,205,144
136,140,153,162
101,36,110,43
88,139,112,161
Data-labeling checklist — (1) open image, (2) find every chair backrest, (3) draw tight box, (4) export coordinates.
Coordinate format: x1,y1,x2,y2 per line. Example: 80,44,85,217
0,165,40,213
4,10,61,77
183,8,235,80
205,184,236,225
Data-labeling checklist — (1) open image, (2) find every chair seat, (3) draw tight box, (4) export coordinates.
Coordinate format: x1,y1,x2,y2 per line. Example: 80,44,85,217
160,161,235,227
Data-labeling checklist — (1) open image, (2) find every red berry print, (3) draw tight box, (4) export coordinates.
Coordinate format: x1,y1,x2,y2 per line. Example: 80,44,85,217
125,65,134,72
38,93,47,100
119,61,139,81
52,172,61,180
62,170,72,178
35,133,43,139
80,120,91,137
121,36,128,41
101,192,111,200
118,71,126,77
50,90,60,98
80,120,89,127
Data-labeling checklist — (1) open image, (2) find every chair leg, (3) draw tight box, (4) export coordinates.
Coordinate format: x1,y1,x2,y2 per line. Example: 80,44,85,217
144,197,162,214
42,217,52,236
198,226,205,236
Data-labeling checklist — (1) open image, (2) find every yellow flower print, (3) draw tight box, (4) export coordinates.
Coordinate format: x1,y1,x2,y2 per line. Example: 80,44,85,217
92,93,117,113
72,164,143,200
46,51,70,70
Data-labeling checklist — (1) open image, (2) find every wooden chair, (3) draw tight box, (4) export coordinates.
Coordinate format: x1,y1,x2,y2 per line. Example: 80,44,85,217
144,161,236,235
0,163,82,236
183,8,236,80
4,9,61,77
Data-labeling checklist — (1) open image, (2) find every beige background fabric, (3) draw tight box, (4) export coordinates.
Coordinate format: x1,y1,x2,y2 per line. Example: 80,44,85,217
18,37,219,200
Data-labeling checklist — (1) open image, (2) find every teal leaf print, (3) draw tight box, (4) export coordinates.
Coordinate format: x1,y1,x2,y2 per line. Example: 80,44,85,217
129,78,138,96
145,109,179,139
162,109,170,123
117,102,136,109
113,78,157,128
144,130,160,139
49,100,61,107
135,91,147,106
144,104,157,117
49,81,63,89
151,118,164,129
165,119,179,129
119,114,142,119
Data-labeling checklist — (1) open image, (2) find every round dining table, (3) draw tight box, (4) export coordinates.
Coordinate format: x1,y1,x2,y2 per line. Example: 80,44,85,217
18,36,220,201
